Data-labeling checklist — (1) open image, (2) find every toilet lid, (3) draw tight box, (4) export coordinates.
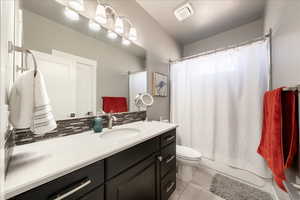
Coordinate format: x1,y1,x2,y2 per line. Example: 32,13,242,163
176,145,202,160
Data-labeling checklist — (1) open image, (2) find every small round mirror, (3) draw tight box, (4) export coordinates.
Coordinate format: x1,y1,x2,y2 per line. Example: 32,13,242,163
134,93,154,110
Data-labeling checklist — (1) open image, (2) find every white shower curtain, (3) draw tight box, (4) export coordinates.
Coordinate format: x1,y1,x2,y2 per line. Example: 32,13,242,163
171,40,272,178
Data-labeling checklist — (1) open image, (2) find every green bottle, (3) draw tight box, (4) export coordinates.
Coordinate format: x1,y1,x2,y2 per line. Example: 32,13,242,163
92,115,103,133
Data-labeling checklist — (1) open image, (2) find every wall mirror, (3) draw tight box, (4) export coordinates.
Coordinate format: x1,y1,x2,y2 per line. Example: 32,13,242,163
18,0,147,120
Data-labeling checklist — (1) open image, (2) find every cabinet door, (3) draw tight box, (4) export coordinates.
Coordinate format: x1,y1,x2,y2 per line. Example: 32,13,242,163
106,155,159,200
79,186,104,200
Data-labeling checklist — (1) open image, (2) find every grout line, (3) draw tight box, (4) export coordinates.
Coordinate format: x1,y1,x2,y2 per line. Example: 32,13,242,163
176,166,273,200
197,162,268,189
175,178,189,200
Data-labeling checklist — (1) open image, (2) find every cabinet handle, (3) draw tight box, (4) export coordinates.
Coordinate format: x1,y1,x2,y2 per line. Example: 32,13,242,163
157,156,163,162
165,136,175,142
166,181,175,193
50,179,91,200
165,155,175,164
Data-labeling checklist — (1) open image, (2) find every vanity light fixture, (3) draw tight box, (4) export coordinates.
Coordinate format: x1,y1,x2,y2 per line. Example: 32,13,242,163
107,30,118,39
64,7,79,21
63,0,137,46
89,20,101,31
95,3,107,24
129,27,137,41
122,38,131,46
68,0,84,11
121,17,137,42
115,17,124,34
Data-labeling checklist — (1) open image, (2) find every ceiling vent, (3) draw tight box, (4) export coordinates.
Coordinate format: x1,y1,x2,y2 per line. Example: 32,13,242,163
174,2,194,21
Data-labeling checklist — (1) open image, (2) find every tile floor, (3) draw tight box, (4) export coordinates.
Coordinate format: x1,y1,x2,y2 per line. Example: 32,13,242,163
170,166,275,200
170,166,224,200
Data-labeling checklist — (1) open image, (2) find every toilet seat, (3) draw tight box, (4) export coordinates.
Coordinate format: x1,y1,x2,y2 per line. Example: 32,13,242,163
176,145,202,161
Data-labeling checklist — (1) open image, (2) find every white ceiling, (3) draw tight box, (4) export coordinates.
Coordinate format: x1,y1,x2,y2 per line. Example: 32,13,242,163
136,0,266,45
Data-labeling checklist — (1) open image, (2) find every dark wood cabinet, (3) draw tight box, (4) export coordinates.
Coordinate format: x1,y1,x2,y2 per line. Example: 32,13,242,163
106,137,159,180
160,142,176,178
11,160,104,200
159,130,176,200
161,170,176,200
79,186,104,200
106,155,158,200
160,129,176,148
11,129,176,200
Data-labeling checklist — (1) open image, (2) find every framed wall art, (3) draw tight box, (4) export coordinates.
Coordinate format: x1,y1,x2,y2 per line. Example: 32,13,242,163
152,72,168,97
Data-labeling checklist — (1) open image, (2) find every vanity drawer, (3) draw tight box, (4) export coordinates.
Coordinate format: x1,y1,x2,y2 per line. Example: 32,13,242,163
79,186,104,200
11,160,104,200
161,142,176,178
160,129,176,148
106,137,159,180
161,169,176,200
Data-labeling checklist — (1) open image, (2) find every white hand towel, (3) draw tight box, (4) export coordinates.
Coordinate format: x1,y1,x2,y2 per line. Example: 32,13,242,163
32,70,57,134
9,70,35,129
9,70,57,134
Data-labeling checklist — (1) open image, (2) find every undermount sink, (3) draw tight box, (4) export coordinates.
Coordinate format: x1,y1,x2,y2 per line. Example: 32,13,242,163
99,127,141,140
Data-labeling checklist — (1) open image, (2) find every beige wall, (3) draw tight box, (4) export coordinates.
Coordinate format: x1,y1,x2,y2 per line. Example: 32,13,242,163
183,19,264,57
23,10,145,110
264,0,300,89
264,1,300,199
108,0,181,62
107,0,181,120
146,53,170,121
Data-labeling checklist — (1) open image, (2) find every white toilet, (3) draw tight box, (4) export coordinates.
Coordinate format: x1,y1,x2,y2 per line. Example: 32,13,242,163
176,145,202,182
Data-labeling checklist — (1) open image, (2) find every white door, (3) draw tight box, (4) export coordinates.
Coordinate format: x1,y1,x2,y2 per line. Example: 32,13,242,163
29,51,77,120
75,62,96,116
52,50,97,117
129,71,147,112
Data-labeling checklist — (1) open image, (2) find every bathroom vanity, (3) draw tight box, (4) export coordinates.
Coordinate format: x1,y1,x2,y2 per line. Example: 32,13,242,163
5,122,177,200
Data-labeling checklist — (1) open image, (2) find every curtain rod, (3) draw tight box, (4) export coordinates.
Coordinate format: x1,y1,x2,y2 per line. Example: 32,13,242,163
170,32,271,63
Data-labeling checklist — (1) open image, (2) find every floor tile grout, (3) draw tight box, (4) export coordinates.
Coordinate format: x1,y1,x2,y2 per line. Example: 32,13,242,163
172,165,274,200
176,179,189,200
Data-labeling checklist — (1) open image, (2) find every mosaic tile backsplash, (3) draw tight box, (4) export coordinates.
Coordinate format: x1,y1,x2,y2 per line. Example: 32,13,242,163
15,111,147,145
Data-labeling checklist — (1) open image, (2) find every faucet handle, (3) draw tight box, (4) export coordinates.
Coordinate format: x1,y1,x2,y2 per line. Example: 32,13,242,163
107,112,117,121
112,115,117,121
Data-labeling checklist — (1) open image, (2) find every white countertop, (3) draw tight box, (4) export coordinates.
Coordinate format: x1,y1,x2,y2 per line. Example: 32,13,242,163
4,121,178,199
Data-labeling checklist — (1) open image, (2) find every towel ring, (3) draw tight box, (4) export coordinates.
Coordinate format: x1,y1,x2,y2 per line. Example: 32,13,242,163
25,49,38,77
8,41,38,77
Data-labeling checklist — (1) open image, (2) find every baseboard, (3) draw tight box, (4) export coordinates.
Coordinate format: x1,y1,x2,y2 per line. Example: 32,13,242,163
271,182,281,200
199,158,270,188
272,179,291,200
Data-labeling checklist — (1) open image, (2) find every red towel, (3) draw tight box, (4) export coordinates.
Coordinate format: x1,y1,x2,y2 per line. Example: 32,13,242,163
102,97,128,113
257,88,299,191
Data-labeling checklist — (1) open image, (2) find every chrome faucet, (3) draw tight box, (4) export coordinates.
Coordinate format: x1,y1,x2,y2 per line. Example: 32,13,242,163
107,112,117,129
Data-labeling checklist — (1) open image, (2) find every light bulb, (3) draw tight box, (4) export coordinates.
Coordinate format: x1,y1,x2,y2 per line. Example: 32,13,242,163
129,27,137,41
122,38,131,46
68,0,84,11
115,17,124,34
95,4,107,24
64,7,79,21
88,20,101,31
107,30,118,40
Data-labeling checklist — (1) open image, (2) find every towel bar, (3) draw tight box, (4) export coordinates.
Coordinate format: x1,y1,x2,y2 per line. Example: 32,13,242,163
291,183,300,190
8,41,38,76
282,85,300,92
284,181,300,200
